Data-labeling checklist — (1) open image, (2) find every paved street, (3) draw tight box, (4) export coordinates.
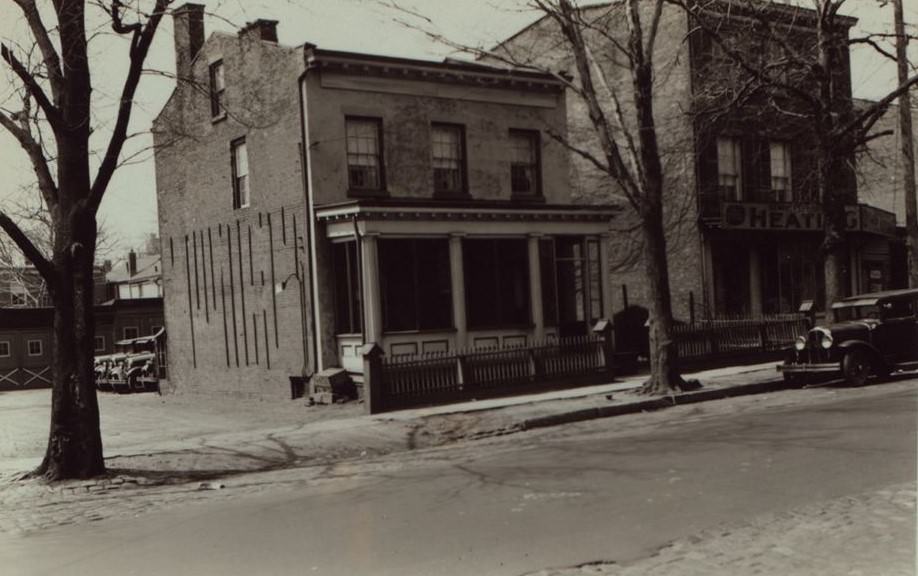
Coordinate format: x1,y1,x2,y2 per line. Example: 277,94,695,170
1,380,914,576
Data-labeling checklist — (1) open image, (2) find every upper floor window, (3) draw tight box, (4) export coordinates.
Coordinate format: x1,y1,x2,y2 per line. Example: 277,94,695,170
123,326,140,341
231,138,250,209
0,341,9,358
346,117,384,192
10,283,28,307
209,60,225,118
716,137,742,201
432,123,466,196
510,129,541,197
94,336,105,353
770,141,792,202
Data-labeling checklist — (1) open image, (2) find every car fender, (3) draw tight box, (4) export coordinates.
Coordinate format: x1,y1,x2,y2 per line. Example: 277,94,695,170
837,340,887,368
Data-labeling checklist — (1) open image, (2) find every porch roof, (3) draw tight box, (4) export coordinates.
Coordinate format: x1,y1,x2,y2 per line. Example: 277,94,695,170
314,198,622,224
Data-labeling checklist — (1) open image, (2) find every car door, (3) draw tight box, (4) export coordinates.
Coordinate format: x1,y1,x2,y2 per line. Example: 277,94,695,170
876,299,917,363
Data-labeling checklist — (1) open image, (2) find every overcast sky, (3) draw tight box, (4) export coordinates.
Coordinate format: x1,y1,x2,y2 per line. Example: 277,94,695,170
0,0,916,258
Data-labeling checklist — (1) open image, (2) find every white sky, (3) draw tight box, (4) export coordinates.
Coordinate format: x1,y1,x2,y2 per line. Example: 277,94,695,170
0,0,916,255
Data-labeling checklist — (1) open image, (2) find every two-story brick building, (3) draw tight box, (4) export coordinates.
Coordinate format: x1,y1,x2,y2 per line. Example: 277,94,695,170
154,5,619,398
494,0,900,319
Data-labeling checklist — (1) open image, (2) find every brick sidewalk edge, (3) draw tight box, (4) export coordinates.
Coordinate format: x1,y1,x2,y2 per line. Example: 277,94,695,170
520,378,794,431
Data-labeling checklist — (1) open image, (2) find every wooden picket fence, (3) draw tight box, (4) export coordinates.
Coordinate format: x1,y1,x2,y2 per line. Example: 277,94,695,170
368,334,612,412
673,314,809,361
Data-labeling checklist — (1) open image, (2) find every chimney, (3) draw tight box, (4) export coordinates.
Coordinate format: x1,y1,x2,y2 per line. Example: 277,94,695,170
173,3,205,82
239,19,278,43
128,250,137,277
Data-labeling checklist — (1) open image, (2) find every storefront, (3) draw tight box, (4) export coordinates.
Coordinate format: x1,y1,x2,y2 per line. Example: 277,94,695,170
314,200,619,372
704,202,898,316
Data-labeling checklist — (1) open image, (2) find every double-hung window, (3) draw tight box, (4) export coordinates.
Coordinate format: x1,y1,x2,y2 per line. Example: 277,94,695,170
432,123,465,196
123,327,140,341
770,141,792,202
231,138,250,209
209,60,225,119
346,117,384,193
510,129,541,197
332,241,363,334
0,341,9,358
27,339,42,357
716,137,743,201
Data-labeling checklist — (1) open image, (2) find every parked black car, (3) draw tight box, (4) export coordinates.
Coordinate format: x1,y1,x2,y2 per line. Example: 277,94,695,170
778,288,918,386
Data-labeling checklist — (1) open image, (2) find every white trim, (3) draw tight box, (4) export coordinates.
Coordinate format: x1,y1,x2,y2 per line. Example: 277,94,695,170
94,335,106,353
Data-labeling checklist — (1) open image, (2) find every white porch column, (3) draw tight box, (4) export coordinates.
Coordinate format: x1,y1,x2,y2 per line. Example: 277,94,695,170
599,233,614,321
528,234,545,341
449,234,468,350
361,233,383,344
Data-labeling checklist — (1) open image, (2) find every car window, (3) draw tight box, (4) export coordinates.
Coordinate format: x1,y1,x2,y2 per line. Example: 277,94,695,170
881,299,914,320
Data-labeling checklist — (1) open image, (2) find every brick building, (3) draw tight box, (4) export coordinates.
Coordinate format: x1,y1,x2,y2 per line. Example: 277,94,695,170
154,5,619,398
494,0,900,319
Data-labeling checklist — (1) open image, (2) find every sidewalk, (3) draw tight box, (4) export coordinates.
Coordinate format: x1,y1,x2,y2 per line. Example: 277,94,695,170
0,361,792,534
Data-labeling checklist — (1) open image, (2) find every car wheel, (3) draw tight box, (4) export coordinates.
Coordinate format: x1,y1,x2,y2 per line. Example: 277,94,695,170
842,349,872,387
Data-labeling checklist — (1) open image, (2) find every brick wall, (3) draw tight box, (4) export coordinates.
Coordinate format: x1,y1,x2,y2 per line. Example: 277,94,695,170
154,33,312,399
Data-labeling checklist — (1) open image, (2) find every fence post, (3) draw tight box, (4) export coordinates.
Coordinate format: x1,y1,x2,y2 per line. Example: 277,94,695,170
456,353,467,390
592,319,615,379
758,319,769,350
362,343,385,415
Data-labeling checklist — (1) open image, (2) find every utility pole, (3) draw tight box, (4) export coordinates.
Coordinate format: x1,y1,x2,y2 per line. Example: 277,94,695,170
894,0,918,287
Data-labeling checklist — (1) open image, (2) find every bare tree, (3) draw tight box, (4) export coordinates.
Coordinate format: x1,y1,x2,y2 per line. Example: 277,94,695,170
0,0,172,480
673,0,918,318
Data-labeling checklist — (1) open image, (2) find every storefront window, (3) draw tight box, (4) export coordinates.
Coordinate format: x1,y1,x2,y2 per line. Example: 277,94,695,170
761,240,824,314
464,239,530,328
379,238,452,332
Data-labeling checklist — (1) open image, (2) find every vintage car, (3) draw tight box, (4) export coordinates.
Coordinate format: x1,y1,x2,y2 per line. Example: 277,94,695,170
779,288,918,386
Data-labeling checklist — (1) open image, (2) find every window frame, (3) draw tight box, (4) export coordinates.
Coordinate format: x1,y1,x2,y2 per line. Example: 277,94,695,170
0,340,10,358
27,339,42,357
231,137,250,209
345,116,386,196
509,129,543,199
94,335,106,353
716,136,743,201
769,141,792,202
332,240,363,335
431,122,468,197
209,60,226,120
378,238,454,333
123,326,140,341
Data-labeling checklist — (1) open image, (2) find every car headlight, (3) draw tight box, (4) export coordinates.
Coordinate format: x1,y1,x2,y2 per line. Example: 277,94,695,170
794,336,806,351
820,333,833,349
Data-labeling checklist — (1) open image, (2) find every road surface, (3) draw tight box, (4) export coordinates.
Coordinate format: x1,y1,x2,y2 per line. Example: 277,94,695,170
2,382,915,576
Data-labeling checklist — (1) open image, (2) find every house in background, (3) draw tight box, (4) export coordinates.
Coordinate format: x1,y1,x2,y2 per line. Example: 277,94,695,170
153,4,619,399
104,249,163,300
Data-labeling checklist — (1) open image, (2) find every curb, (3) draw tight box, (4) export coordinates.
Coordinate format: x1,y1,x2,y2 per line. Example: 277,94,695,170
520,378,795,431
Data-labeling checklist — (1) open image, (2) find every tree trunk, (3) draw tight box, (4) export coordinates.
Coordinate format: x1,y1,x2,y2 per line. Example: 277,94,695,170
34,217,104,480
640,210,688,394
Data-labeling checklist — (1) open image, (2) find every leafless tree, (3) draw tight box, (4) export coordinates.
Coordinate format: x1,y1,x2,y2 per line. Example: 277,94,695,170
0,0,172,480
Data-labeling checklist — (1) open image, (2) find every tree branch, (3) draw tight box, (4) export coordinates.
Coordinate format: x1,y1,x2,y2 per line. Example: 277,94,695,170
11,0,64,104
0,107,58,206
0,210,55,288
0,44,63,131
89,0,173,212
